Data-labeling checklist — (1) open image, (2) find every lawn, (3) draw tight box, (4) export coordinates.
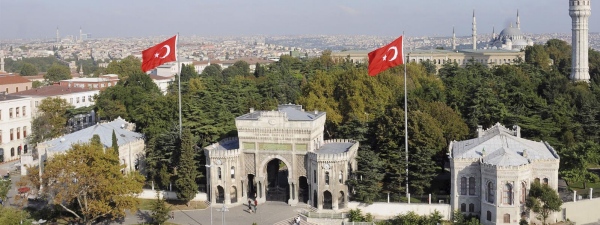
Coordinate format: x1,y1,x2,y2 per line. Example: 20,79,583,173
138,199,208,211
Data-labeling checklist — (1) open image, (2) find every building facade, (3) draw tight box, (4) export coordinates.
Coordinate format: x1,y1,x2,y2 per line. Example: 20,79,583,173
58,74,119,90
0,94,32,162
0,74,33,94
12,85,99,117
204,104,358,210
449,123,560,225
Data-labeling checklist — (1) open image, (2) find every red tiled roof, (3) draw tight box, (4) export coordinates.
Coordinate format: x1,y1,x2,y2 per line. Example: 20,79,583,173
0,74,32,85
11,85,96,97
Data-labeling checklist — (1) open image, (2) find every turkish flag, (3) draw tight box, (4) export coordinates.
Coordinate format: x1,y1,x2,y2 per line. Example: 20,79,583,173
368,36,404,76
141,35,177,72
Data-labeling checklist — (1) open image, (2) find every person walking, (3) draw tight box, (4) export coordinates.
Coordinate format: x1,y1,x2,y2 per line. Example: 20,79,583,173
295,215,301,225
171,211,175,220
248,199,253,213
254,199,258,213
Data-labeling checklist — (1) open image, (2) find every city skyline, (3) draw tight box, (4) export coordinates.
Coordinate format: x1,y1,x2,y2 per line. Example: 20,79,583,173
0,0,596,40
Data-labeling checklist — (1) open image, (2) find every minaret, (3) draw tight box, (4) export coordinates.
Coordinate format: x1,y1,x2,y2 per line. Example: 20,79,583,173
516,10,521,30
56,26,60,43
492,26,496,39
79,26,83,42
452,26,456,50
569,0,591,82
472,10,477,50
0,50,5,73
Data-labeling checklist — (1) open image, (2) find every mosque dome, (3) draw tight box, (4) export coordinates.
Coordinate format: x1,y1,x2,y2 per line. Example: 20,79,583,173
498,27,524,40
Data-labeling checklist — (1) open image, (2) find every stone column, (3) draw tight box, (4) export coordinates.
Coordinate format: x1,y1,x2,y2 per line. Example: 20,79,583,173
288,182,298,206
332,189,339,210
224,181,231,205
256,177,266,203
574,190,577,202
590,188,593,199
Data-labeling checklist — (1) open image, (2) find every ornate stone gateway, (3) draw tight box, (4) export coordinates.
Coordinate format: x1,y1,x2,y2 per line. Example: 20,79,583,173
205,104,358,210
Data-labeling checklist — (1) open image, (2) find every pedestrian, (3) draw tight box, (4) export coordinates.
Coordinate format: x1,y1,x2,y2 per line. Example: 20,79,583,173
248,199,253,213
171,211,175,219
254,199,258,213
295,215,301,225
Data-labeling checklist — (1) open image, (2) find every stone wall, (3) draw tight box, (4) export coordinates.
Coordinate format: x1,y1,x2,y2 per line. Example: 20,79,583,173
137,189,207,201
561,197,600,224
346,202,452,220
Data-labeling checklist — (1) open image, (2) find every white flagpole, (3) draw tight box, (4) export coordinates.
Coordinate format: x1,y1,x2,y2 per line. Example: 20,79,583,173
176,33,182,136
403,32,409,199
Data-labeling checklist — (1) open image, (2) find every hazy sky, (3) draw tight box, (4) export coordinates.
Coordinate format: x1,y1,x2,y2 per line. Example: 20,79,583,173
0,0,596,39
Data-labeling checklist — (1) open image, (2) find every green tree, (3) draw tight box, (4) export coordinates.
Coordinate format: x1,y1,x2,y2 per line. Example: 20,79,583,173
345,148,384,204
0,207,32,225
112,129,119,155
559,141,600,189
32,80,44,88
41,141,145,225
105,55,143,81
0,179,10,204
200,64,222,78
19,63,38,76
175,129,199,206
525,182,562,225
28,97,73,144
149,191,171,225
44,63,71,82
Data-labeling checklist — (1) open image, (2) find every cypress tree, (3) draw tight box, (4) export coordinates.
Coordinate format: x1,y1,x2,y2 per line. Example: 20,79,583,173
112,129,119,155
175,129,198,206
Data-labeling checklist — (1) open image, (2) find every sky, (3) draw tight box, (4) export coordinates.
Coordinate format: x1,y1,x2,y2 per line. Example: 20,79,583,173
0,0,596,39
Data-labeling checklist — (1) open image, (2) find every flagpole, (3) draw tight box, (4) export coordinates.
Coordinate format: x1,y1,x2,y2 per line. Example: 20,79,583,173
403,32,409,199
176,33,182,136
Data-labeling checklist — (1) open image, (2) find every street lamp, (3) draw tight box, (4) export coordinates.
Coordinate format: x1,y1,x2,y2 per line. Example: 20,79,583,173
217,180,229,225
205,164,212,225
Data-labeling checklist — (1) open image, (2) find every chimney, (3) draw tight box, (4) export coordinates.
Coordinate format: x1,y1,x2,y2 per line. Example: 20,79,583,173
249,108,254,113
477,125,484,137
514,125,521,138
314,110,318,114
522,149,528,158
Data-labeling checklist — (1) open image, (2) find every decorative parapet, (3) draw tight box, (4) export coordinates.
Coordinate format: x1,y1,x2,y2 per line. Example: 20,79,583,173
204,137,241,158
477,122,520,138
307,139,359,163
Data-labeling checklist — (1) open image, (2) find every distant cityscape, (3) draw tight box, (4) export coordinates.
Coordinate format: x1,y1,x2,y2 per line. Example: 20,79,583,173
0,32,599,66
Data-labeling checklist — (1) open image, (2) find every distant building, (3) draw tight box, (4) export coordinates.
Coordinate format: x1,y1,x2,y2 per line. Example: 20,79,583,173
149,74,174,95
23,117,145,175
488,11,534,51
0,93,32,162
205,104,358,210
12,85,99,117
58,74,119,90
0,74,33,94
449,123,560,225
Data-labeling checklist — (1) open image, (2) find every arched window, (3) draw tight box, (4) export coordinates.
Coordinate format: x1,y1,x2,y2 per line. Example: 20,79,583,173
17,127,20,139
534,178,540,184
231,166,235,179
325,172,330,185
487,182,494,203
469,177,476,195
23,126,27,138
461,203,466,212
503,183,512,205
23,106,26,116
11,147,15,157
543,178,549,185
521,182,527,203
503,214,510,223
487,211,492,221
339,171,343,184
218,167,222,180
469,203,474,212
314,170,317,183
461,177,467,195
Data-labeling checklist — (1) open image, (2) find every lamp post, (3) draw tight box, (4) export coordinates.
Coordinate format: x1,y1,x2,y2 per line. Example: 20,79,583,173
205,164,213,225
217,180,229,225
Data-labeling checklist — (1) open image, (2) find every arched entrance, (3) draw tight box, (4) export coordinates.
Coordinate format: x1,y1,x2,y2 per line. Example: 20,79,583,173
265,158,289,202
299,176,309,203
216,186,225,203
247,174,256,199
313,190,318,208
323,191,332,209
338,191,345,209
230,186,238,203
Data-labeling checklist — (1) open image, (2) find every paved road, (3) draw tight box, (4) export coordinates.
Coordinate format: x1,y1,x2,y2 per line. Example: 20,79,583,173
115,201,310,225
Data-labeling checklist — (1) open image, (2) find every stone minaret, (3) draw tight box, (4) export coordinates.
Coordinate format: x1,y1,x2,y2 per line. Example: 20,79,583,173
472,10,477,50
56,26,60,43
79,27,83,42
569,0,591,82
0,50,5,72
492,26,496,39
516,10,521,29
452,26,457,50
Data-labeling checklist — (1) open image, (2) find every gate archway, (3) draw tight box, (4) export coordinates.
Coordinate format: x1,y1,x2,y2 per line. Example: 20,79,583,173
265,158,289,202
338,191,345,209
216,186,225,203
230,186,238,203
299,176,309,203
323,191,332,209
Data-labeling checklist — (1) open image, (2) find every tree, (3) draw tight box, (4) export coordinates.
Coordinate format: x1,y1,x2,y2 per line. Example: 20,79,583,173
0,207,32,225
345,148,384,204
105,55,143,81
44,63,71,82
559,141,600,189
175,129,199,205
0,179,10,205
28,97,72,144
112,129,119,155
32,80,44,88
525,182,562,225
19,63,38,76
41,141,144,225
150,191,171,225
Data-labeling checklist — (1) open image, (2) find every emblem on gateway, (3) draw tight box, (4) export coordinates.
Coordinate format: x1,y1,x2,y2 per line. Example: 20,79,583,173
215,159,222,165
268,119,277,125
323,163,330,170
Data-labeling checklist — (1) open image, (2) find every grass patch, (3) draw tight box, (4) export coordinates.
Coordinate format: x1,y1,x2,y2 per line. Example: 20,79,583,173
138,199,207,211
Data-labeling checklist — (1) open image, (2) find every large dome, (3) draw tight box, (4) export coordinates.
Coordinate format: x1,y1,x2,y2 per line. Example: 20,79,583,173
499,27,523,38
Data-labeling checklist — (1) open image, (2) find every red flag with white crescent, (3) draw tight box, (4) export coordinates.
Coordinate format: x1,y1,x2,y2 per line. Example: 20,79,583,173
368,36,404,76
141,35,177,72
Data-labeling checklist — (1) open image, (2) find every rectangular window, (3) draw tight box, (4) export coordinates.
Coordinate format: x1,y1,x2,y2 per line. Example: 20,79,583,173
314,170,317,183
35,101,39,107
0,109,2,120
77,97,80,103
82,96,85,102
9,108,13,118
469,177,476,195
23,126,27,138
461,177,467,195
17,127,20,139
16,107,20,117
22,106,26,116
10,128,14,140
0,130,2,143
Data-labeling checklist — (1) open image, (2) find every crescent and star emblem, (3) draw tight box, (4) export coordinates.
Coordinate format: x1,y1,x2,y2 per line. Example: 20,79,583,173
382,46,398,61
154,45,171,58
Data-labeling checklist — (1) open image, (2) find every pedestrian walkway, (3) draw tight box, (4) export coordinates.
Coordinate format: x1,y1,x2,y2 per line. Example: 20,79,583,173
115,201,311,225
272,216,317,225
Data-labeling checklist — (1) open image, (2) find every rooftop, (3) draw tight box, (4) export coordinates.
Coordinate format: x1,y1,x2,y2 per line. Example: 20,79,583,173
316,142,355,154
42,117,143,153
11,85,97,97
236,104,325,121
0,74,32,85
0,94,30,102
